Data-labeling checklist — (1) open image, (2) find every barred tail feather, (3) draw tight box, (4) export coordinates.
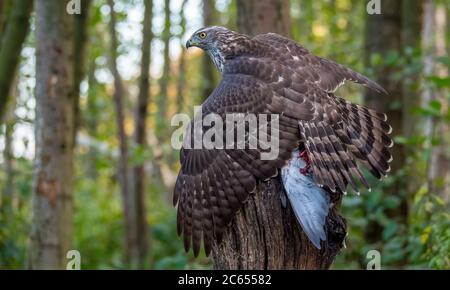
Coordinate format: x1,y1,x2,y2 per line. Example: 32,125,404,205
334,98,394,180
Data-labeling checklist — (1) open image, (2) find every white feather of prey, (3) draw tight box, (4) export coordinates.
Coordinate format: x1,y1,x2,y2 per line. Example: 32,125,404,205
281,150,331,249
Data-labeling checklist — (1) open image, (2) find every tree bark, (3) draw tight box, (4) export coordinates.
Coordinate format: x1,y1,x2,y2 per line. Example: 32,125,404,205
0,0,33,122
401,0,423,196
422,0,435,140
364,0,407,244
212,180,346,269
297,0,313,42
73,0,91,135
28,0,75,269
236,0,292,37
212,0,346,270
1,75,17,221
132,0,153,268
0,0,12,38
107,0,136,266
86,61,99,179
157,0,171,137
402,0,423,134
424,1,450,200
176,0,187,112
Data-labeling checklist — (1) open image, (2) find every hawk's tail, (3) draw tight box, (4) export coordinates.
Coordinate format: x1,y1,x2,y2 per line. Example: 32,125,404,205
333,97,394,181
298,96,393,194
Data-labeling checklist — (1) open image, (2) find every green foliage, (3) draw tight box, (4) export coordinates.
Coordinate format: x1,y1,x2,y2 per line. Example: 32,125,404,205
0,157,33,269
73,177,124,269
149,189,212,270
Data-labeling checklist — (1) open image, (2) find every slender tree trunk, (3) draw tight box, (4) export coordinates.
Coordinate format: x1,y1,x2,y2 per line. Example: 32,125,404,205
1,83,17,221
402,0,423,138
0,0,11,38
86,62,99,179
201,0,217,99
176,50,186,111
2,108,15,213
73,0,91,134
402,0,423,212
0,0,32,122
157,0,171,136
297,0,313,42
152,0,171,195
176,0,187,112
422,0,435,140
0,1,4,33
28,0,75,269
425,1,450,200
107,0,136,266
132,0,153,268
213,0,346,270
363,0,407,245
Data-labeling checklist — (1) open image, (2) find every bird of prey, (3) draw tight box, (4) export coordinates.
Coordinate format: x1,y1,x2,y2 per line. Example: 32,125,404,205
175,26,393,256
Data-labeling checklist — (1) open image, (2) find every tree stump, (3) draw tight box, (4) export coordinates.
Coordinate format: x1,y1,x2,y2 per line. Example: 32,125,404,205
212,177,347,270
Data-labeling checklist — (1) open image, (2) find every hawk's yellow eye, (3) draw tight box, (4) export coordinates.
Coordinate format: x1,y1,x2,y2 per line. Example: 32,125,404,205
199,32,207,39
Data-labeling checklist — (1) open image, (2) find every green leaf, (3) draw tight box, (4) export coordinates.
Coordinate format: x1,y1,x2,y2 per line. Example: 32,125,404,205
383,222,398,240
435,56,450,67
383,196,401,209
428,76,450,88
428,100,442,111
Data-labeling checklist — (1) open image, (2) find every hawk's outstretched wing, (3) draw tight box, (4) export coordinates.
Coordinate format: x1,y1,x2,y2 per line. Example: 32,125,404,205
253,33,388,94
175,33,393,256
174,73,301,256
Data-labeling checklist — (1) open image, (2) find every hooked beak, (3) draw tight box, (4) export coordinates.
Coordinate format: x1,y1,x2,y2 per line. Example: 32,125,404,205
185,38,196,49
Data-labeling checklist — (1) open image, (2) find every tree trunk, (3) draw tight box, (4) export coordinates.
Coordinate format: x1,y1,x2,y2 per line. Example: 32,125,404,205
402,0,423,137
132,0,153,268
157,0,171,137
212,0,347,270
363,0,407,244
176,0,188,112
236,0,292,37
28,0,75,269
1,77,17,221
401,0,423,213
201,0,218,100
0,0,33,122
86,62,99,179
107,0,136,266
212,181,346,269
424,1,450,200
73,0,91,135
422,0,435,140
0,0,12,38
2,106,15,215
297,0,313,42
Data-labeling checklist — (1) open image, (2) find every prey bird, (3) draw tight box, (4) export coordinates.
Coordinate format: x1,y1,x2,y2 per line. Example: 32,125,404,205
174,26,393,256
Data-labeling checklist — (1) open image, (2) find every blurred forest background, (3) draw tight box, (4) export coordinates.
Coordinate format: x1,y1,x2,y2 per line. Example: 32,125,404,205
0,0,449,269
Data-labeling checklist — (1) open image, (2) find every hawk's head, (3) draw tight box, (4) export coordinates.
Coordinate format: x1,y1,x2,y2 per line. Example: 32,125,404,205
186,26,248,72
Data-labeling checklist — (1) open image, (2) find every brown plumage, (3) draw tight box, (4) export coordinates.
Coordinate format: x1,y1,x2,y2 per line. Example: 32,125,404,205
175,27,393,256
